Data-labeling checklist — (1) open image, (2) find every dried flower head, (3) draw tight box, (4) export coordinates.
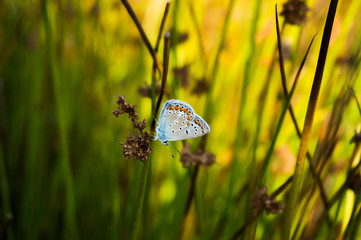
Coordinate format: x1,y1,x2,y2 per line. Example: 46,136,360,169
251,186,285,216
65,3,75,21
280,0,309,25
192,78,209,95
335,55,357,67
113,96,152,162
347,171,361,193
138,84,170,98
180,143,216,168
120,132,152,162
350,131,361,144
90,2,100,18
138,84,161,98
112,1,121,9
178,32,189,44
173,65,190,88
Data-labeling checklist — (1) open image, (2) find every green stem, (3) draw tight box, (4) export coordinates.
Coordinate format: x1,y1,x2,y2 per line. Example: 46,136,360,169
204,0,237,121
350,191,361,239
131,157,151,240
0,140,13,240
42,1,78,238
132,32,171,240
283,0,339,238
258,7,315,186
220,1,262,238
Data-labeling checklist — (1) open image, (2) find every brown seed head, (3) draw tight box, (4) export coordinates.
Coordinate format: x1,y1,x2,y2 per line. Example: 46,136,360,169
280,0,309,25
180,143,216,168
251,186,285,216
113,95,152,162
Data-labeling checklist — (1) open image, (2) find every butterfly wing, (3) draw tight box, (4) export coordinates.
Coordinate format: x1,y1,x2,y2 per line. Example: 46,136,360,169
155,100,210,144
183,114,210,140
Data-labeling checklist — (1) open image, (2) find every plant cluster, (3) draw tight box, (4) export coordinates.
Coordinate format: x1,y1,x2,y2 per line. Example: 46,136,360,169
113,95,151,162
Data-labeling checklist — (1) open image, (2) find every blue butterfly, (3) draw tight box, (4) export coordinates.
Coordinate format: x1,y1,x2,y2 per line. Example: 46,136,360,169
154,100,211,145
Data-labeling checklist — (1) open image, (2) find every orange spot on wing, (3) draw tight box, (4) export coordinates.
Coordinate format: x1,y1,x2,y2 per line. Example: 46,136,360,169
180,107,184,111
170,106,174,110
187,116,191,121
187,122,190,126
175,105,179,110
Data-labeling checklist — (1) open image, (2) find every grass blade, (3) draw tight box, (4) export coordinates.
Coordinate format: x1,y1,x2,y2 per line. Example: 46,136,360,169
258,6,315,186
283,0,340,238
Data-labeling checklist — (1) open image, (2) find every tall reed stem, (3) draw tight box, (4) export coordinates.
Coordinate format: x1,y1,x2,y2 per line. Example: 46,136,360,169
131,33,171,240
283,0,339,238
43,1,78,238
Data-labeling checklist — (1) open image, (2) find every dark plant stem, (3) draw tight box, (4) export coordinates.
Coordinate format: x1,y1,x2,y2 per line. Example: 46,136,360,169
283,0,339,238
131,33,171,240
178,165,200,239
0,141,13,240
275,6,331,225
151,2,171,110
121,0,163,75
349,86,361,115
154,2,171,54
185,166,200,216
151,32,171,133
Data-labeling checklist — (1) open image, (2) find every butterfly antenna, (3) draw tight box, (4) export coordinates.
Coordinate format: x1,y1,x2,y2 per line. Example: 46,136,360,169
153,116,159,125
174,145,181,154
169,143,175,159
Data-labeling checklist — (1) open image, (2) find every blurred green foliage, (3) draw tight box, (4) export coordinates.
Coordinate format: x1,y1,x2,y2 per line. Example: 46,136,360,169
1,0,361,239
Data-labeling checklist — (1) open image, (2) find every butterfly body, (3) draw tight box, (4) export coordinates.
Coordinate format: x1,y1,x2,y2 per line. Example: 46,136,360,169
154,100,210,145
